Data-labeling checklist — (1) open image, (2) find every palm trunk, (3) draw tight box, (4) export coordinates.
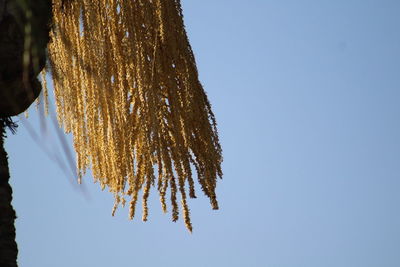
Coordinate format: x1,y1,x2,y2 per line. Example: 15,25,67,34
0,1,19,265
0,1,51,265
0,121,18,267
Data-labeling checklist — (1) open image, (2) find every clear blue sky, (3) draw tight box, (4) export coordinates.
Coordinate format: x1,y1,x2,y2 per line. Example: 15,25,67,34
5,1,400,266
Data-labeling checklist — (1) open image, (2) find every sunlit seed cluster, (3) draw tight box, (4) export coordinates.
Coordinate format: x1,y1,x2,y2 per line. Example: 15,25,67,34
47,0,222,232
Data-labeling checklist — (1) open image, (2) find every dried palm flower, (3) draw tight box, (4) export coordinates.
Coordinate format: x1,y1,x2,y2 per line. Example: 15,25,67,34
46,0,222,232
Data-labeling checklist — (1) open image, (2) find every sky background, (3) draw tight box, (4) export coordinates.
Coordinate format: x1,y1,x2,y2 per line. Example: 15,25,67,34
4,1,400,266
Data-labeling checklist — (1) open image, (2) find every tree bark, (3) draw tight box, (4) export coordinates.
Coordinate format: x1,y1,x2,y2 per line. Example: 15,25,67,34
0,121,18,267
0,1,52,265
0,1,19,265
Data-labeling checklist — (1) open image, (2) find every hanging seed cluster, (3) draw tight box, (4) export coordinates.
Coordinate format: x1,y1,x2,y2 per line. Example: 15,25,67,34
47,0,222,231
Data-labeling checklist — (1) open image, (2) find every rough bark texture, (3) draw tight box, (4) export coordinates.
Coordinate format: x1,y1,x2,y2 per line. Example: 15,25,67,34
0,1,18,265
0,121,18,267
0,1,52,266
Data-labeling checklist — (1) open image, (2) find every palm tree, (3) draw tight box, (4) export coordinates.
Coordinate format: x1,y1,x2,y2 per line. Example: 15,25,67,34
0,1,51,266
1,0,222,265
